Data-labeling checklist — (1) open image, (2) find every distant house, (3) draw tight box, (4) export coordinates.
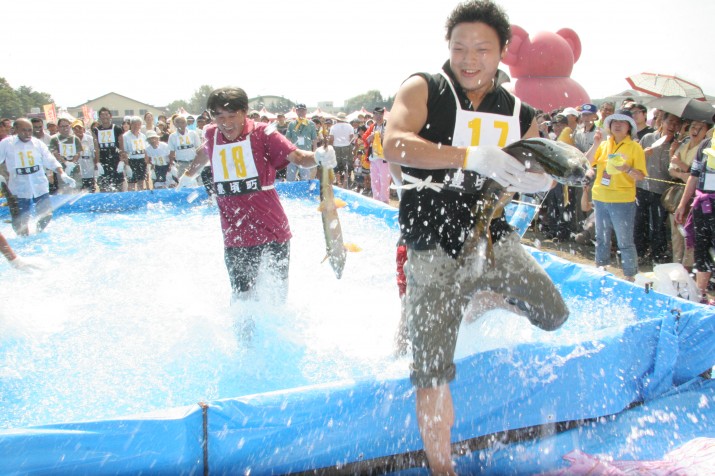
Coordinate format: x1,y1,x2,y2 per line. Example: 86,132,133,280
67,92,168,125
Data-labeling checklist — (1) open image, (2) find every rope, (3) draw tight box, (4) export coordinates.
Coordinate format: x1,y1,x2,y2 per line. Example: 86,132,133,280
643,176,685,186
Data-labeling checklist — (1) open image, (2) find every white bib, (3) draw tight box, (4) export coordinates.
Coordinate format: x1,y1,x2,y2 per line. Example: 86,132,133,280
58,139,77,160
440,71,522,193
211,132,263,196
127,135,146,159
97,128,116,148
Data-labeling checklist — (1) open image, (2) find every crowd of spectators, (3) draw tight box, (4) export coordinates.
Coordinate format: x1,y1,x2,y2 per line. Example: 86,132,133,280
3,97,715,299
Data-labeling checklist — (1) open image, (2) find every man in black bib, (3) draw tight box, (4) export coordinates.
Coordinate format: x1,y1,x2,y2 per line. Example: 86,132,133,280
384,1,569,472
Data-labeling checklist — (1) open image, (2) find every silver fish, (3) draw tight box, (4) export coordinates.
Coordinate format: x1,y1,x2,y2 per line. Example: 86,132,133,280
319,167,346,279
459,138,591,274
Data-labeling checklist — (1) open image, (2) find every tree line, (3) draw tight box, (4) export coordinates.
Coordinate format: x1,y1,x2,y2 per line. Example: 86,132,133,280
0,78,53,119
166,85,394,114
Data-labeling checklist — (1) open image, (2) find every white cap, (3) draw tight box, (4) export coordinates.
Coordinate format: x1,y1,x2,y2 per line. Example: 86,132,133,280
563,107,580,117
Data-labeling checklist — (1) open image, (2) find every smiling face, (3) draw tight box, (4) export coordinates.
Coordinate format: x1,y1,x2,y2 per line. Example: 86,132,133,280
58,119,71,137
212,107,245,141
609,120,631,142
689,120,709,141
448,22,504,100
99,110,112,127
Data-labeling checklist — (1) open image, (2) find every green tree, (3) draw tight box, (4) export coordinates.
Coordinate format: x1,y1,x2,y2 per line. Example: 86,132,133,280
165,99,190,115
0,78,23,119
0,78,54,119
15,85,52,115
188,85,214,114
343,89,393,113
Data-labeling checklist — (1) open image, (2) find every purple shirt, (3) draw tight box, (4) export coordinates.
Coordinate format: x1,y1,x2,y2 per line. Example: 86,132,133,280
203,120,296,248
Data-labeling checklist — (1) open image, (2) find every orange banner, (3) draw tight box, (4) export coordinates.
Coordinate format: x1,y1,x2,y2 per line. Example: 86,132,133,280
43,103,57,124
82,105,92,126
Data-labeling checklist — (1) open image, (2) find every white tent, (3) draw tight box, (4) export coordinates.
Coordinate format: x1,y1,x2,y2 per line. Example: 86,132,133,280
258,107,277,120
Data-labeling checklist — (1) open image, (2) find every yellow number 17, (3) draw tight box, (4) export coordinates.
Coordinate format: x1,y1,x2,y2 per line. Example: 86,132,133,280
467,118,510,147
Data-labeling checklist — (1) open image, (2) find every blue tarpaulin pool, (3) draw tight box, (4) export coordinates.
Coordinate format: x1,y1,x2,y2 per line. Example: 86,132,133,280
1,182,714,474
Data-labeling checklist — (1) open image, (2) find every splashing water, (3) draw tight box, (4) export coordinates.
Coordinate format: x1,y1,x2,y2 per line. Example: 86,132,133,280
0,197,637,430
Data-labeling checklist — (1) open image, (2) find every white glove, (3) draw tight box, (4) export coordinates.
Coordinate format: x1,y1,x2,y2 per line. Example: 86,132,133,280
176,173,196,190
125,164,134,179
64,162,77,176
170,165,179,178
96,164,105,177
9,255,45,271
117,161,125,173
60,172,77,188
506,172,554,194
464,145,526,188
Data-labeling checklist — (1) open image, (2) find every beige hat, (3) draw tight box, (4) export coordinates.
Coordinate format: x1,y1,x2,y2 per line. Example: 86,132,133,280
145,130,159,140
336,112,347,121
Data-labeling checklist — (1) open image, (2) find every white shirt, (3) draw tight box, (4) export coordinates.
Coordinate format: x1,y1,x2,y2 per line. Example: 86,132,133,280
77,133,97,179
0,136,61,199
146,141,171,166
123,131,147,159
329,122,353,147
168,130,200,162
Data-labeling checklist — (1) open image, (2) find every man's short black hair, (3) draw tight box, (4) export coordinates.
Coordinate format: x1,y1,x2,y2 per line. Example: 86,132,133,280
207,87,249,115
30,117,43,124
445,0,511,50
98,107,112,116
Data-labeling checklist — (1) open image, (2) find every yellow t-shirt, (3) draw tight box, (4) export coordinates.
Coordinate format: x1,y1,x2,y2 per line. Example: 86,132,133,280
557,126,575,146
591,136,647,203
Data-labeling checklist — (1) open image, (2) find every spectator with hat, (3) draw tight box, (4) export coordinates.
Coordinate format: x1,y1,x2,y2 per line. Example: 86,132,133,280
329,112,354,188
145,130,172,189
585,109,647,281
285,103,317,181
555,107,580,145
72,120,99,192
573,103,599,153
363,106,390,203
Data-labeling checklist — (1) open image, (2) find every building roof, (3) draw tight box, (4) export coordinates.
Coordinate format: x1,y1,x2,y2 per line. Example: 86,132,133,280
71,92,167,111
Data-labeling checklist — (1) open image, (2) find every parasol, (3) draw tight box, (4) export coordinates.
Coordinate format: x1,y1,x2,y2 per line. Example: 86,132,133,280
625,72,706,100
646,96,715,124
